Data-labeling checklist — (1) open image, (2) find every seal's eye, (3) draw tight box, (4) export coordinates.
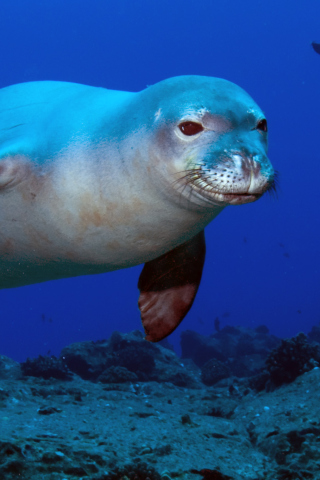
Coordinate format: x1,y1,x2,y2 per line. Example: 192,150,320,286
257,119,267,132
179,121,204,136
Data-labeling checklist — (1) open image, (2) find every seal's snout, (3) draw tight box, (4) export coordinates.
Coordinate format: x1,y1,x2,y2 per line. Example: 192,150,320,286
176,148,274,207
226,150,274,200
241,156,261,176
240,155,265,194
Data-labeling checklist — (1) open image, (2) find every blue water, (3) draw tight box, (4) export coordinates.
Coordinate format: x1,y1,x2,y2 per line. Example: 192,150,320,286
0,0,319,362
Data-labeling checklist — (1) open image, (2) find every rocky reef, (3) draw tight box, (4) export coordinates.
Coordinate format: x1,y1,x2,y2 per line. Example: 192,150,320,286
265,332,320,386
181,324,280,379
1,324,320,479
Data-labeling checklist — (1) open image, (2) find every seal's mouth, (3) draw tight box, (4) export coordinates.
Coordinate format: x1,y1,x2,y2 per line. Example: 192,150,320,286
210,192,261,204
172,166,277,207
189,177,262,205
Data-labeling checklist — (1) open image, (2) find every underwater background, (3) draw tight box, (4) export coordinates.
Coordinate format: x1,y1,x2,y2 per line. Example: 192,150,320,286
0,0,319,362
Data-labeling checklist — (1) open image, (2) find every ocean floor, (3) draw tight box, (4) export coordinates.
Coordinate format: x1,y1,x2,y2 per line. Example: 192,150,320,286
0,327,320,480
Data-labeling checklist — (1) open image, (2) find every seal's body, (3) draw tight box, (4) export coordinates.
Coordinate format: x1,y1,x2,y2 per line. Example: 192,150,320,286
0,76,274,341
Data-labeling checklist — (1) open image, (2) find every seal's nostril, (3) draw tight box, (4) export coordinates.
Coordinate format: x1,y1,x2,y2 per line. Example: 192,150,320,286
257,119,267,132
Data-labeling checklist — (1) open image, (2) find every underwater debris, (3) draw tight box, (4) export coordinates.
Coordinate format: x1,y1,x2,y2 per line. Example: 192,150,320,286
266,333,320,386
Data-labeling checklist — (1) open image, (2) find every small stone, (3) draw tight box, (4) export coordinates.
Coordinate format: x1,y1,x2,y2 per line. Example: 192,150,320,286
181,414,192,425
37,406,62,415
54,451,64,457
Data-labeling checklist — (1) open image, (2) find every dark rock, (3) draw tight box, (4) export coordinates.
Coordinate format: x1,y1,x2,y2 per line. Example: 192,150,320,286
0,355,22,380
64,465,89,475
181,330,224,366
21,355,73,380
60,339,111,380
201,359,231,386
276,467,314,480
181,325,280,379
265,429,280,439
287,430,306,453
41,451,64,463
0,459,25,475
98,366,138,383
205,398,237,419
0,388,9,404
227,354,266,378
61,330,201,388
108,344,155,376
153,351,201,388
132,412,155,418
210,433,228,439
308,323,320,344
247,370,271,392
153,444,172,456
258,427,316,470
190,468,234,480
255,325,269,334
259,433,291,464
0,442,22,457
106,461,161,480
157,338,175,352
61,330,157,382
266,333,320,386
181,414,192,424
0,442,25,476
235,334,257,356
37,406,62,415
161,370,193,387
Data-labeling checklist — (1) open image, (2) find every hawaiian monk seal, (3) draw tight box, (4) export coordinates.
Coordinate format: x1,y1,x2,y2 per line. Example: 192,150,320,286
0,76,275,341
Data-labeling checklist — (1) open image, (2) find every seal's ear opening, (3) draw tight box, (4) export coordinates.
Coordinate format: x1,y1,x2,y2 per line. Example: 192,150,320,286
138,231,206,342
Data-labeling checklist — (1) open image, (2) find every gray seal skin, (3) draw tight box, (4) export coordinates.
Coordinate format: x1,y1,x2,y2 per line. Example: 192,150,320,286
0,75,275,341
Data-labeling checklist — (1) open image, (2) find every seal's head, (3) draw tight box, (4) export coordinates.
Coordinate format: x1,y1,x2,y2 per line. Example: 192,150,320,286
136,75,275,209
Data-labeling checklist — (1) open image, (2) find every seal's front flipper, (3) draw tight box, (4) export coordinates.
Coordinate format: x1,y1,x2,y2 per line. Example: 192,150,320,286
138,230,206,342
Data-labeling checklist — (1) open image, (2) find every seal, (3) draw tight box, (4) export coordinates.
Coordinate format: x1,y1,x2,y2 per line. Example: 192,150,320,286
0,76,275,341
